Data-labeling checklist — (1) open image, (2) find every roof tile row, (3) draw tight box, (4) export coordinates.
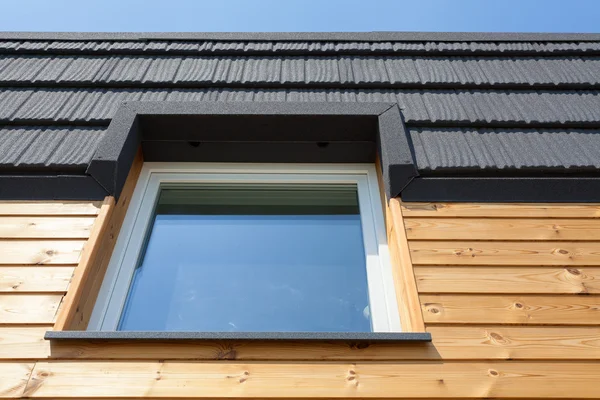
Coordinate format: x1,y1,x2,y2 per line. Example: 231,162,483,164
1,40,599,55
1,88,598,126
0,55,598,87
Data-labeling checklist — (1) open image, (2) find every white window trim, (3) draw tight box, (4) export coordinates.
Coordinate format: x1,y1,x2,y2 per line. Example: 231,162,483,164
89,162,402,332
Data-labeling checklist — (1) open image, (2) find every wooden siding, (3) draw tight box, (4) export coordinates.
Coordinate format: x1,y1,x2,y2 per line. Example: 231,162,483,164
2,191,600,397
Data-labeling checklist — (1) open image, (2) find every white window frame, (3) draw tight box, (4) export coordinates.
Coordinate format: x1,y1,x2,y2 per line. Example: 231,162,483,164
89,162,402,332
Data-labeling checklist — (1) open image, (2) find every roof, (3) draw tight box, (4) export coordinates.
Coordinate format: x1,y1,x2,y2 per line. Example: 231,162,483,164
0,31,599,198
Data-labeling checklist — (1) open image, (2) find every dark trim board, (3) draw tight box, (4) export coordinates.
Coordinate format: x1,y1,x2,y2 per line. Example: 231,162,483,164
402,177,600,202
45,330,432,343
1,31,600,42
0,175,108,200
87,101,418,200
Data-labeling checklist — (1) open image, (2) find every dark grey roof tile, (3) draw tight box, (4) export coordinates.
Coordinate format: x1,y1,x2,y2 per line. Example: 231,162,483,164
57,56,109,83
142,56,182,83
100,57,153,83
410,127,600,170
174,57,218,83
0,89,33,119
0,55,50,81
0,126,105,170
16,41,48,51
0,41,20,51
0,126,39,165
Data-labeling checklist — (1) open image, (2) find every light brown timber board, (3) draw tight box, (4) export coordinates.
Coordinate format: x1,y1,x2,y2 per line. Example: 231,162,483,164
404,218,600,241
0,327,52,360
421,294,600,325
23,361,600,398
401,202,600,218
67,150,143,330
0,294,63,324
0,362,34,398
414,266,600,294
426,326,600,360
53,197,115,331
378,174,424,332
0,240,84,265
0,201,102,216
0,266,74,292
0,217,95,239
409,241,600,266
2,326,599,361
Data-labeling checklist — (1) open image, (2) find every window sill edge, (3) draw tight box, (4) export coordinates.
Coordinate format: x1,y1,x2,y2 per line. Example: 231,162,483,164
45,331,431,342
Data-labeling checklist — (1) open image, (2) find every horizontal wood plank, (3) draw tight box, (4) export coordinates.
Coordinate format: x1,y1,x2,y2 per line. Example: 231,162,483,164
409,241,600,265
0,201,101,216
0,240,84,265
414,266,600,294
421,294,600,325
401,202,600,218
0,327,51,360
24,361,600,398
427,326,600,360
0,294,62,324
404,218,600,241
0,217,95,239
2,327,593,361
0,266,74,292
0,362,34,398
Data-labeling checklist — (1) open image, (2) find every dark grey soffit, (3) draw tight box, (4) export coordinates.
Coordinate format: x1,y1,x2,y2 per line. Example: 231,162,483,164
2,31,600,42
87,101,417,200
45,330,432,342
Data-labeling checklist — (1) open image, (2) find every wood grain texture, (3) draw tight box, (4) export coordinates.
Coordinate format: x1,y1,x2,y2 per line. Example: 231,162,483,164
0,362,34,398
421,294,600,325
3,327,599,361
0,266,74,292
404,218,600,241
67,150,143,330
53,198,115,331
382,191,425,332
0,327,51,360
0,240,84,265
414,266,600,294
0,217,95,239
0,294,62,324
409,241,600,266
23,361,600,398
426,326,600,360
401,202,600,218
0,202,102,216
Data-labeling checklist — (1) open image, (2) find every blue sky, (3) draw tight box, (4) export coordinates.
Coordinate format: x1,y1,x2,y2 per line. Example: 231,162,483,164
0,0,598,32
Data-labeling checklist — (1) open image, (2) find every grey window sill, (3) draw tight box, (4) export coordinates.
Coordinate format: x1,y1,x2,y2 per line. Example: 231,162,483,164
45,331,431,342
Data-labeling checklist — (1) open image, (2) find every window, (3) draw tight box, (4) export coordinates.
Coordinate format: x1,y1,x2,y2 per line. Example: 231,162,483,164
89,163,401,332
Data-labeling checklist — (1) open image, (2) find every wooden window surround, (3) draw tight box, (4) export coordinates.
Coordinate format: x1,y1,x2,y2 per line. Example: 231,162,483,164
52,150,426,337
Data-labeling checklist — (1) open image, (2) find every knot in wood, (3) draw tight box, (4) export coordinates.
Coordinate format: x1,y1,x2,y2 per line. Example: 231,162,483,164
489,332,505,342
488,369,499,377
566,268,581,276
514,302,524,309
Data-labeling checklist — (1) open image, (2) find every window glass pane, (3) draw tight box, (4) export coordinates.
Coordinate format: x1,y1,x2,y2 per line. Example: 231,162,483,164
118,184,372,332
